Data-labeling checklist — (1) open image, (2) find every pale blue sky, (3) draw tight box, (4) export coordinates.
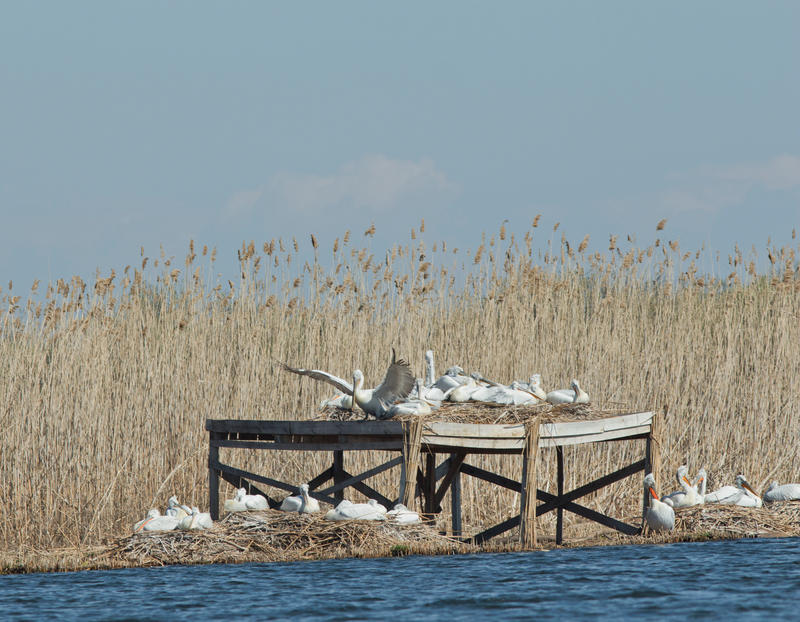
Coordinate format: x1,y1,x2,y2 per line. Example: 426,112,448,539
2,2,799,291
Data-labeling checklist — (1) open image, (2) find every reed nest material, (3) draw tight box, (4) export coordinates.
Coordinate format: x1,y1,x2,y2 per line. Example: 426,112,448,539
98,510,474,568
318,401,633,424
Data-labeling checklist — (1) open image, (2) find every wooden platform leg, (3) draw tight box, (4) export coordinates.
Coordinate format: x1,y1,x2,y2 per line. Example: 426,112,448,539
424,452,436,516
333,450,345,503
401,419,423,510
451,456,462,536
642,411,662,532
208,432,220,521
519,417,541,548
556,445,564,545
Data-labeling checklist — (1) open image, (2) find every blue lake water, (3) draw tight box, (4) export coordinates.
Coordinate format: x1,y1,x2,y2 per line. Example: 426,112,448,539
1,537,799,621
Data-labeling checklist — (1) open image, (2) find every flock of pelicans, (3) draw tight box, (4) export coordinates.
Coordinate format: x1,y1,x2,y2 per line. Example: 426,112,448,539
283,349,589,418
644,466,800,532
133,486,420,533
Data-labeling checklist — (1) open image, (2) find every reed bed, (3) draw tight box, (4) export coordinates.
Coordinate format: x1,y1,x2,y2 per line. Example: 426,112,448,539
2,219,799,562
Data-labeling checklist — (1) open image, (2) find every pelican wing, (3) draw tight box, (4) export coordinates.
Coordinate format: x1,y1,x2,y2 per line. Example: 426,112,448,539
281,363,353,394
373,349,415,403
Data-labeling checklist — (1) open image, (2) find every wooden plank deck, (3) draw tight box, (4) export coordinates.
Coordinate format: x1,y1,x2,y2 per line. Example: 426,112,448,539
206,410,657,546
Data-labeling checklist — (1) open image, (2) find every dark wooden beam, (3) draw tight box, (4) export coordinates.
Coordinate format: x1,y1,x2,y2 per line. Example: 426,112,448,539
460,462,521,492
332,451,345,503
470,515,521,545
208,431,220,520
434,452,467,507
218,471,280,509
307,466,335,491
451,462,462,537
317,456,403,497
556,446,564,545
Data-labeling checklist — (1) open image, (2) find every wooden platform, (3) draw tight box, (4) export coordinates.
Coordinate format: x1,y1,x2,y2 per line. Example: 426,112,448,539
206,411,659,545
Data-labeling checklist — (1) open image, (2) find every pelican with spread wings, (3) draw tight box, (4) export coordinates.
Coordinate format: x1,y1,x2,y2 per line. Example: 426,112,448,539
282,349,415,419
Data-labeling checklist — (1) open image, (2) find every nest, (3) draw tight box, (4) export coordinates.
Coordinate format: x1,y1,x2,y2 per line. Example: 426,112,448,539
672,502,800,538
317,401,634,425
97,510,473,568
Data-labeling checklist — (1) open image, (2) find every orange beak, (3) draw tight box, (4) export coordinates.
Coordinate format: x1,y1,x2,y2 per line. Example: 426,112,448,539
683,476,692,486
649,487,659,500
742,482,758,497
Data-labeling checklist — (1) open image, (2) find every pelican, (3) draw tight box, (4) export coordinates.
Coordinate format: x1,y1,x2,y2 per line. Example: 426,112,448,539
134,509,180,532
179,507,213,530
237,488,268,510
320,393,353,409
545,379,589,405
223,488,248,512
446,374,482,402
387,503,421,524
387,380,441,417
432,365,472,393
324,499,388,521
167,495,192,520
693,468,707,501
279,483,320,513
525,374,547,401
644,473,675,532
470,379,538,406
283,349,415,419
763,481,800,502
661,465,703,508
704,474,762,507
424,350,437,387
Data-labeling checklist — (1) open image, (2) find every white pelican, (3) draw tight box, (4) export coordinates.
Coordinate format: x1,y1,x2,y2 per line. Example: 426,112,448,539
236,488,268,510
167,495,192,520
223,488,248,512
432,366,472,393
283,349,415,419
387,380,441,417
179,507,213,530
324,499,388,521
386,503,421,524
661,465,703,508
320,393,353,409
693,468,707,501
525,374,547,401
644,473,675,532
703,474,762,507
424,350,437,387
134,509,180,532
279,483,320,513
763,481,800,502
470,379,537,406
545,379,589,405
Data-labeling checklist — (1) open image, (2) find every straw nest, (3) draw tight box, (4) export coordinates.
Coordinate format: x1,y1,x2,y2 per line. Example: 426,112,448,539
318,401,635,425
98,510,474,568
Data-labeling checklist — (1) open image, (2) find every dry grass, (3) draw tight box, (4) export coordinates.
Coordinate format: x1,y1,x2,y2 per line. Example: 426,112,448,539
2,220,799,565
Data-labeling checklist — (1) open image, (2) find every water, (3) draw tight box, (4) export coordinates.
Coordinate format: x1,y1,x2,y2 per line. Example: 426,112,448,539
2,538,798,621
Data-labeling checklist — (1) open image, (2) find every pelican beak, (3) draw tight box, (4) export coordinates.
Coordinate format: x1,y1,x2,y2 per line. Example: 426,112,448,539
682,476,692,486
649,487,659,500
742,482,759,497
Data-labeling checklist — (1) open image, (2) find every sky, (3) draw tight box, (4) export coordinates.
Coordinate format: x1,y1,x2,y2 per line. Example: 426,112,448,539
1,1,799,291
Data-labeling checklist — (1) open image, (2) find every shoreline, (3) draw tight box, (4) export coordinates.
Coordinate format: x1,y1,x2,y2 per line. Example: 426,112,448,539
3,503,798,575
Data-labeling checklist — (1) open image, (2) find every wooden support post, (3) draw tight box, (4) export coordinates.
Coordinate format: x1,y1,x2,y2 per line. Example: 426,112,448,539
333,450,345,503
401,418,423,510
556,445,564,545
424,452,437,516
451,460,462,537
519,417,541,548
208,432,220,521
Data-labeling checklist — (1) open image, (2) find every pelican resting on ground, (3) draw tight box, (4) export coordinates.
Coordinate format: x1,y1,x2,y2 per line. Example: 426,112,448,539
134,509,180,532
179,507,214,530
546,379,590,405
387,503,421,524
283,349,415,419
470,378,538,406
703,474,762,507
387,381,440,417
320,393,353,409
167,495,192,520
644,473,675,532
279,483,320,513
324,499,388,521
224,489,248,512
763,481,800,502
661,465,703,508
432,365,473,393
523,374,547,401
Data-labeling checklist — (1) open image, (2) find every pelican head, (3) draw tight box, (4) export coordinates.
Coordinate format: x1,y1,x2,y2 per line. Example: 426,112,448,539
445,366,464,376
168,495,180,506
299,483,310,494
353,369,364,388
676,465,691,487
694,468,707,486
146,508,160,519
529,374,542,387
735,474,758,497
643,473,659,499
570,379,581,391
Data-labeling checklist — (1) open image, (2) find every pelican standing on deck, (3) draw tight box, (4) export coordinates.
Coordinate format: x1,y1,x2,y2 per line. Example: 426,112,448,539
283,349,415,419
644,473,675,532
545,379,590,405
704,474,762,507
